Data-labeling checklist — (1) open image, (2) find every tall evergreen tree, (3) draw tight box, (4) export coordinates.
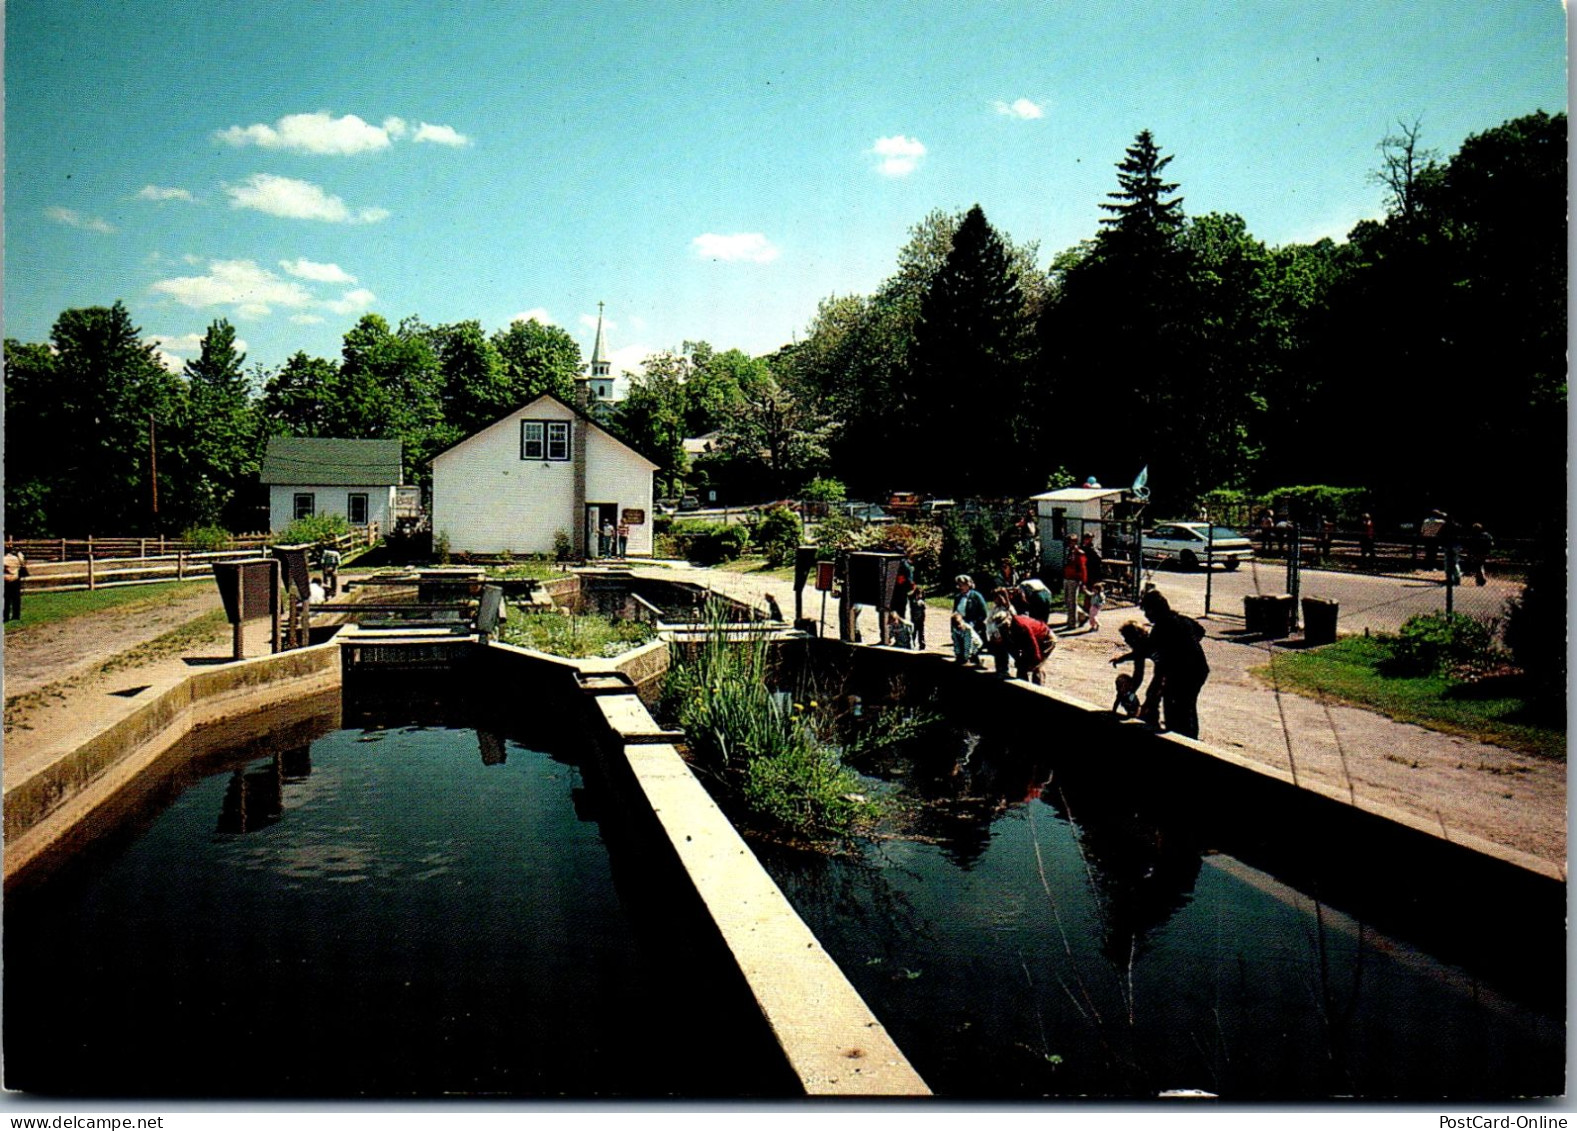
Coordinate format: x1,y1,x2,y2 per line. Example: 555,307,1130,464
910,204,1034,495
173,319,261,527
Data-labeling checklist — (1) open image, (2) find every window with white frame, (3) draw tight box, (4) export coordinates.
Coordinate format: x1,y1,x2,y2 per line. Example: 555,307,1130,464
348,493,369,525
294,493,315,520
521,420,571,461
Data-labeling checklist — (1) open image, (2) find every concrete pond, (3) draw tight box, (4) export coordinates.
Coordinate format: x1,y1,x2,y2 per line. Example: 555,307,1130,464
2,573,1563,1099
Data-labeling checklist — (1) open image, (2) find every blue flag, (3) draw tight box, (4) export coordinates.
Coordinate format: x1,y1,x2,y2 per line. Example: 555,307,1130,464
1131,465,1150,500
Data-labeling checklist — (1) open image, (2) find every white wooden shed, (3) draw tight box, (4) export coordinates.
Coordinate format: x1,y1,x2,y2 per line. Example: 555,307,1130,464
430,392,657,558
1032,486,1131,573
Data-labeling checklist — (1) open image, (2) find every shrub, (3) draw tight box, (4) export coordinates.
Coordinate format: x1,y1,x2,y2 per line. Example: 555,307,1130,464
865,523,943,584
277,513,352,546
938,509,1009,584
434,529,452,564
754,505,803,567
670,519,751,565
1378,612,1498,677
180,523,232,552
799,476,847,504
552,528,573,562
1504,527,1566,706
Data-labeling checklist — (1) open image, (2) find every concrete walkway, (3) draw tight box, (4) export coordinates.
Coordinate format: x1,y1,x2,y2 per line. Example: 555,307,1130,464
632,560,1565,873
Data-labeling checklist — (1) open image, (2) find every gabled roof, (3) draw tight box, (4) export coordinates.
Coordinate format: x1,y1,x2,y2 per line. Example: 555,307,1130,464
428,392,660,471
261,437,403,486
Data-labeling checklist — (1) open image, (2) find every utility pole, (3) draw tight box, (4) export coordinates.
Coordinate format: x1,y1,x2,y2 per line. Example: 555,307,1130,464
149,414,160,522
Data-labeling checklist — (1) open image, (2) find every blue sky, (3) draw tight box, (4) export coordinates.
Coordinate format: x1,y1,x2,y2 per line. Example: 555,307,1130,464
5,1,1567,381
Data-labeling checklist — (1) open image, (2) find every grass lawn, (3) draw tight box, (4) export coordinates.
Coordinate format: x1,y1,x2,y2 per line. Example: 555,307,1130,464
497,611,656,659
1255,635,1564,760
4,580,214,636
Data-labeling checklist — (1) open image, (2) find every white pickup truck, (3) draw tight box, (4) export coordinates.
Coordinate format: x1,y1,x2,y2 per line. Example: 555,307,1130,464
1138,522,1255,570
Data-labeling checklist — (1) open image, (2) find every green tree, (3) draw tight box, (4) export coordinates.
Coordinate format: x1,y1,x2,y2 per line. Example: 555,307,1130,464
4,338,60,533
260,351,339,437
11,303,180,533
610,351,691,495
334,314,445,482
910,204,1035,495
490,318,583,407
166,319,261,528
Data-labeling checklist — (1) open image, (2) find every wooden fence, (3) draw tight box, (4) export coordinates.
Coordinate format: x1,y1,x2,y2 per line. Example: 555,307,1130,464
14,526,379,593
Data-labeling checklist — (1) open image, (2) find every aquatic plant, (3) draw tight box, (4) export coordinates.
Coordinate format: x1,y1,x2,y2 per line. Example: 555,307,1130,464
498,610,655,659
664,599,881,841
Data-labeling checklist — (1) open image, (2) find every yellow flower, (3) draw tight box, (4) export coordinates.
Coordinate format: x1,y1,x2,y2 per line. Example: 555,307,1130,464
809,700,819,709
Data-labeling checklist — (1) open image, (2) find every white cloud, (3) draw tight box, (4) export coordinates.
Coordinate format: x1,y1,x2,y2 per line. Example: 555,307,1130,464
291,314,327,325
509,308,555,325
215,112,393,155
46,206,115,233
223,174,388,223
136,185,196,203
691,232,781,263
280,258,357,284
609,345,647,380
412,122,471,147
993,98,1044,120
213,111,471,154
150,258,317,315
323,288,378,315
870,135,926,177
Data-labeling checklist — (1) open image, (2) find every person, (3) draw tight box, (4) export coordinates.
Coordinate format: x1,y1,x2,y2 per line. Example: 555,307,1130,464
600,519,615,559
616,521,630,558
1003,611,1056,684
4,540,27,622
1421,509,1447,568
1080,531,1103,619
1059,536,1087,632
320,546,342,597
1463,523,1493,586
1018,577,1054,623
1112,672,1141,717
1257,509,1275,552
891,554,915,623
1086,581,1106,632
1138,590,1210,739
764,592,784,622
1111,621,1158,725
995,557,1019,593
1359,513,1378,570
908,585,927,649
984,609,1013,678
950,612,982,666
952,574,989,666
886,610,915,649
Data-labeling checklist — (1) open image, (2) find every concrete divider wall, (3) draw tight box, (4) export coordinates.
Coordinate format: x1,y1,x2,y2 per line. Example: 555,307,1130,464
477,641,931,1096
4,643,341,883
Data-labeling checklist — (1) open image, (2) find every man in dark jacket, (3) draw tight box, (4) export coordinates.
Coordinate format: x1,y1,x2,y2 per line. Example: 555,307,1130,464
1138,589,1209,738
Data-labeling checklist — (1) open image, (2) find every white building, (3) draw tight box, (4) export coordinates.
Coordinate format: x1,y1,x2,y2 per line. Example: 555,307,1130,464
260,437,402,534
430,387,657,557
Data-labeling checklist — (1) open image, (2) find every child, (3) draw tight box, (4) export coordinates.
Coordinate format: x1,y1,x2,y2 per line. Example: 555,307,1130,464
887,609,915,650
908,585,927,649
950,612,982,665
1112,672,1141,717
1085,581,1106,632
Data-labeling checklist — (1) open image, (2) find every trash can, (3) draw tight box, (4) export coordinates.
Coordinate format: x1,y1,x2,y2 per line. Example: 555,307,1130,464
1302,597,1339,645
1244,593,1294,638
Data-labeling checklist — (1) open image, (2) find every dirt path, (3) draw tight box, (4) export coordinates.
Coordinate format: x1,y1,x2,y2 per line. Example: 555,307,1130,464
3,583,227,702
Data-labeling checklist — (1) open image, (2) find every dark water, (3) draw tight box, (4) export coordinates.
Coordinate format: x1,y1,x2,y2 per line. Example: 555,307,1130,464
6,707,786,1098
758,721,1566,1099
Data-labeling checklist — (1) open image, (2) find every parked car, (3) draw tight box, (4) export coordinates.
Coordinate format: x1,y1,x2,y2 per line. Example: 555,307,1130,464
1138,522,1255,570
678,495,701,511
656,498,679,516
842,501,893,524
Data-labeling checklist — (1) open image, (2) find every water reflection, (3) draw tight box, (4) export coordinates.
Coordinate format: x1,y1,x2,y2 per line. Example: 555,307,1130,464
761,707,1564,1098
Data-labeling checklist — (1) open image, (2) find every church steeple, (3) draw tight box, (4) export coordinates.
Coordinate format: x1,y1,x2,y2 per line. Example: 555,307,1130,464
587,302,615,402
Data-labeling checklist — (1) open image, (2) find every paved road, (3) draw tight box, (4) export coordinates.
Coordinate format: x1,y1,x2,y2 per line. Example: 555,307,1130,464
1124,558,1517,636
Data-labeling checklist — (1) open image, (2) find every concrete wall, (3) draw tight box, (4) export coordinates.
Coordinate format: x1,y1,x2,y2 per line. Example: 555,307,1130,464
432,399,655,556
269,484,394,533
5,643,342,884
